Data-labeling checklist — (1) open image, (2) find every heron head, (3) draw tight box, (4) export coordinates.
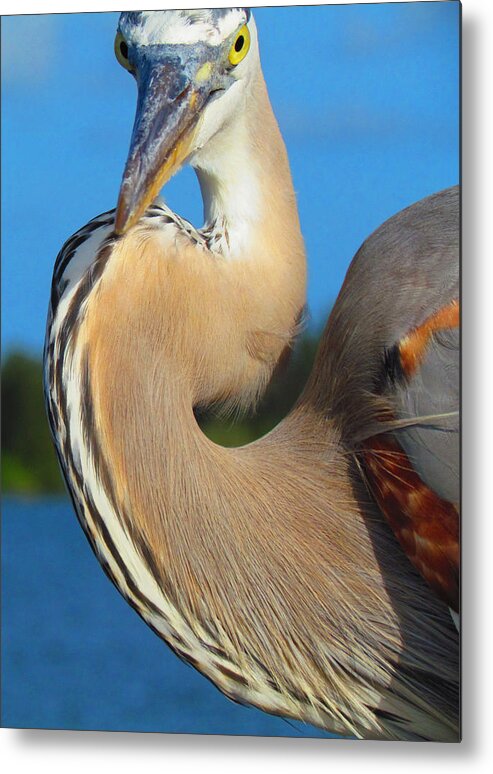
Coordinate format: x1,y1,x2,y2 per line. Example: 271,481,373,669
114,8,258,234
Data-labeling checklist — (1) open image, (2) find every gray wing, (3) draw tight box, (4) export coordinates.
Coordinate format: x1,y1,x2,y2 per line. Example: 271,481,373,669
320,185,459,489
392,326,459,503
317,186,459,609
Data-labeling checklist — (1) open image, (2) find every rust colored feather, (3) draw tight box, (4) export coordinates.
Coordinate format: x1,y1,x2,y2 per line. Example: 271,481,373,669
361,433,459,611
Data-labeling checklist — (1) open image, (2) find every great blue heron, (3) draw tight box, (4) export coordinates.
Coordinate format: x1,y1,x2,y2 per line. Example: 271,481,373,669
44,8,459,741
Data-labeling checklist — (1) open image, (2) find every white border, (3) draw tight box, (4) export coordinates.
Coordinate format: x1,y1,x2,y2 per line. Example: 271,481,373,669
2,0,493,772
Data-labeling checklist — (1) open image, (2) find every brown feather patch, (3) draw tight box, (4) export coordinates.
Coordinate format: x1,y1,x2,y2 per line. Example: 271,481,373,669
398,299,459,378
362,434,459,612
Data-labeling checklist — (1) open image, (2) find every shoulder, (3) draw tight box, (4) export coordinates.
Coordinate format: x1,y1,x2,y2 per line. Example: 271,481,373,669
317,186,460,442
347,187,459,312
331,186,460,357
357,186,459,266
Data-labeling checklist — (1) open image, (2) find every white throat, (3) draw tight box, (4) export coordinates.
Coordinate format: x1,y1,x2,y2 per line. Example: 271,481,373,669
190,22,263,260
193,113,261,258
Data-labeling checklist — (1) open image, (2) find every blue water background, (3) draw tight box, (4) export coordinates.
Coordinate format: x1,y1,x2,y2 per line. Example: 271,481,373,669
1,497,335,737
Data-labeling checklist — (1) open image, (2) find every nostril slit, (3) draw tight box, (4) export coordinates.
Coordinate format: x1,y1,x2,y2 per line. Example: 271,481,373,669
177,82,191,100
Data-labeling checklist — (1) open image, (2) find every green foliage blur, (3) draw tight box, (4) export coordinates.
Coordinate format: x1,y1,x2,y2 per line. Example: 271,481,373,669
2,332,320,494
198,333,320,446
2,351,65,494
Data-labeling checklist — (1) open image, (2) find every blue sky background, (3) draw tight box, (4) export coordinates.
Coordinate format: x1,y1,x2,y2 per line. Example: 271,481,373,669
1,2,459,355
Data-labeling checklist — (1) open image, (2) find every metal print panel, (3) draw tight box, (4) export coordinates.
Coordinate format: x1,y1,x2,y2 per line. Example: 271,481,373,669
1,2,460,740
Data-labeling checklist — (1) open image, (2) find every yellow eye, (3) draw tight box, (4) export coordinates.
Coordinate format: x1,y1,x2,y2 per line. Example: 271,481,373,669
114,32,132,71
228,25,250,66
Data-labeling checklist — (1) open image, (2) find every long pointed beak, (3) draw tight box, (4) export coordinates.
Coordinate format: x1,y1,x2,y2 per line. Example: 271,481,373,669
114,57,211,234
